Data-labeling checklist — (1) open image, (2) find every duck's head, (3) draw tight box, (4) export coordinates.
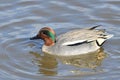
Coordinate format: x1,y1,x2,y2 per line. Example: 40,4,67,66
30,27,56,46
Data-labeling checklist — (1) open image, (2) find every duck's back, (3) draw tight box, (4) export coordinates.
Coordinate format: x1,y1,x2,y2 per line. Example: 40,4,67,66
56,28,106,46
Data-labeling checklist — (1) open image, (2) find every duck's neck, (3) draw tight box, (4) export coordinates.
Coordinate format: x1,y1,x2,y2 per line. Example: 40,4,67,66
44,38,55,46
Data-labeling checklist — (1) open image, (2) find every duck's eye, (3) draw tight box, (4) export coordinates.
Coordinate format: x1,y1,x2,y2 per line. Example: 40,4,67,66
42,31,46,34
42,31,48,35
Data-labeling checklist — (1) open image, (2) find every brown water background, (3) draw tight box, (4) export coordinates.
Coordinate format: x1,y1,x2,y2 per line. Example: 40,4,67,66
0,0,120,80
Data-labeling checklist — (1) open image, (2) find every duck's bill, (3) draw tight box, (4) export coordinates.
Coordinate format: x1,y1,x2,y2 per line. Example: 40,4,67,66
30,35,41,40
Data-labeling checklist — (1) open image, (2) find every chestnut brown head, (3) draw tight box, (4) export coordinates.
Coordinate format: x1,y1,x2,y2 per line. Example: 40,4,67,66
30,27,56,46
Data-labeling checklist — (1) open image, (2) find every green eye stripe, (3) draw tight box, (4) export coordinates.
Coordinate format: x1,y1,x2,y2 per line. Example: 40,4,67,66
43,30,55,41
48,31,55,41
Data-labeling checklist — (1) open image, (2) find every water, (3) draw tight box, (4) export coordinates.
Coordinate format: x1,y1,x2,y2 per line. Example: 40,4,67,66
0,0,120,80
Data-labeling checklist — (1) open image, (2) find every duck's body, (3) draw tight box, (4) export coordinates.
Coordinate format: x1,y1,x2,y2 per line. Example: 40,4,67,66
31,25,113,56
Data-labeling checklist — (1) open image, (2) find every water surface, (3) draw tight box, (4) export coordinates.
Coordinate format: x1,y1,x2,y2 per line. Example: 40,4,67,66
0,0,120,80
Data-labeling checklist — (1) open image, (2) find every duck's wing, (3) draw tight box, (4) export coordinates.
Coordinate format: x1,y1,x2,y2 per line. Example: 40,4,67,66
56,26,113,46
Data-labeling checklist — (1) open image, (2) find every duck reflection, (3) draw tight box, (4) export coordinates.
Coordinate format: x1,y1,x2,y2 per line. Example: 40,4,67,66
30,48,106,76
58,48,106,69
30,52,58,76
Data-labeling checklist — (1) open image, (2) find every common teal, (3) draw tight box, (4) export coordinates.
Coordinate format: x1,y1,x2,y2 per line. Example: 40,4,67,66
30,25,113,56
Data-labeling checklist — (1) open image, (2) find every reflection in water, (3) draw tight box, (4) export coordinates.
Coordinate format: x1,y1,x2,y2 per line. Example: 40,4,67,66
30,48,106,76
30,52,58,76
58,48,106,69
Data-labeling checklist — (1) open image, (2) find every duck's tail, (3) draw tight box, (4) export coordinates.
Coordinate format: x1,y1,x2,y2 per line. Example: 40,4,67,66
106,34,114,39
96,34,113,46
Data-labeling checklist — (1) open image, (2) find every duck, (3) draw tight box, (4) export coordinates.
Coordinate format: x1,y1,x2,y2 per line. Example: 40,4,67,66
30,25,113,56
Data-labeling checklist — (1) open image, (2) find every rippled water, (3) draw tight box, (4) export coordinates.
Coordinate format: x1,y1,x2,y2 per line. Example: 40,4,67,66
0,0,120,80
